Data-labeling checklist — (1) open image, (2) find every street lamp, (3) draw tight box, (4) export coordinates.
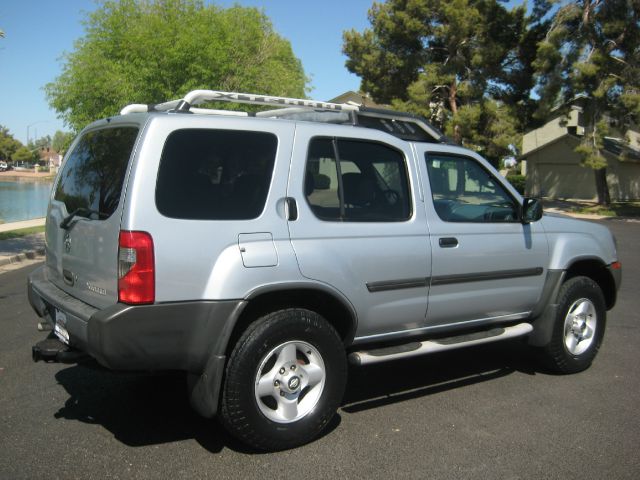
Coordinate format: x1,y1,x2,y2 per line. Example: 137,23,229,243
26,120,49,145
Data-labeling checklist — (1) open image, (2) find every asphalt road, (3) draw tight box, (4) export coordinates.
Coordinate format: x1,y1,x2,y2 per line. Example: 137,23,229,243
1,220,639,480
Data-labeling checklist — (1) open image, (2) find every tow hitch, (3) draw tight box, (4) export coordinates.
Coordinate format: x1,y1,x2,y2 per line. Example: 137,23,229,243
32,335,88,364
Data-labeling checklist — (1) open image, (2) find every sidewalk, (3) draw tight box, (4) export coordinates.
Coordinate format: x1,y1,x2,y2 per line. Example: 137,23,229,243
0,217,46,233
0,218,46,268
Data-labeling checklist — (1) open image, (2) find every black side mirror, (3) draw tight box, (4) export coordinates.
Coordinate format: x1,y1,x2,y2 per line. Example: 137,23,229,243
521,197,543,224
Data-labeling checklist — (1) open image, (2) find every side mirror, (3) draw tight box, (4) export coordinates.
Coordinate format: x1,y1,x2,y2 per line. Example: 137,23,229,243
521,197,543,224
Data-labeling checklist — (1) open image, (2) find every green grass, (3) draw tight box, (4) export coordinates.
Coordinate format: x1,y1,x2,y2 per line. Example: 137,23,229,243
0,226,45,241
570,202,640,217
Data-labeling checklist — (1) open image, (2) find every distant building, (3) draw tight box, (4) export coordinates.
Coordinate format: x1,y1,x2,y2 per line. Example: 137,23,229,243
38,147,62,168
521,100,640,201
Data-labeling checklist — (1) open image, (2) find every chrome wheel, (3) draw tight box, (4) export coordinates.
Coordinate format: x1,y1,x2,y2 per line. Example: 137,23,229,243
563,298,597,355
254,340,326,424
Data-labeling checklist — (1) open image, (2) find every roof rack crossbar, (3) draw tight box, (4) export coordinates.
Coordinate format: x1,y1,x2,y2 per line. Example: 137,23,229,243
180,90,360,112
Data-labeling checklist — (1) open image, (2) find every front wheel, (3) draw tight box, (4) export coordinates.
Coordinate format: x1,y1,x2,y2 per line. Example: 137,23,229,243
539,276,606,374
220,309,347,451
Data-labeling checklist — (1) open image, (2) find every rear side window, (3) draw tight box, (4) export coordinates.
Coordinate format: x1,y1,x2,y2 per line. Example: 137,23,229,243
54,127,138,219
305,137,411,222
156,129,277,220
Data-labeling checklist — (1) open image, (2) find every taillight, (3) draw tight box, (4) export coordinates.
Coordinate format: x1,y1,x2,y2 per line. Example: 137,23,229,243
118,231,154,305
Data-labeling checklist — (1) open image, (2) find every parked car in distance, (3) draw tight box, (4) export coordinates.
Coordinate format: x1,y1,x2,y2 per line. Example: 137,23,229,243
0,160,9,171
27,90,621,451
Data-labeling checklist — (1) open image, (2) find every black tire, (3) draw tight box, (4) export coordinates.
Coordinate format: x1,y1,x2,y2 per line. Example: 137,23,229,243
539,276,606,374
220,308,347,451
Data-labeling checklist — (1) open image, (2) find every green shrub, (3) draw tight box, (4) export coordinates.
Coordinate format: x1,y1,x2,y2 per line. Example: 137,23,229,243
506,174,525,194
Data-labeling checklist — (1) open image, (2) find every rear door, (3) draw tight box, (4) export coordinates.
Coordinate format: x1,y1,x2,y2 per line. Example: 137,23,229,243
287,124,431,341
45,125,140,309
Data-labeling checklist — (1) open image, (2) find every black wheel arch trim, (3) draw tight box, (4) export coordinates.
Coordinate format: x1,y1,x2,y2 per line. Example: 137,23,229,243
243,281,359,344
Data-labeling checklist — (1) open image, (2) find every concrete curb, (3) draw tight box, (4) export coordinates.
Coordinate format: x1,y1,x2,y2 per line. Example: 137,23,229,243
0,248,46,267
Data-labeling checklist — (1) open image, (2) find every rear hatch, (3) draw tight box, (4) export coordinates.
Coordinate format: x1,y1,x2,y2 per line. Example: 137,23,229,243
45,125,139,309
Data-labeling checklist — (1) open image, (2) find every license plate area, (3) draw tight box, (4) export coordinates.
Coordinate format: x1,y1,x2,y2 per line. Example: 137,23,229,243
54,309,70,345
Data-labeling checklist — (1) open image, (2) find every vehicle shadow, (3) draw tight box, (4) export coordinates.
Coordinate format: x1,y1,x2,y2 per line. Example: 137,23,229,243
53,363,341,454
342,338,539,413
53,339,541,453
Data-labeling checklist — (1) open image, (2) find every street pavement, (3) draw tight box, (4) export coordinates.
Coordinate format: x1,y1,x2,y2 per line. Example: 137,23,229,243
0,219,638,479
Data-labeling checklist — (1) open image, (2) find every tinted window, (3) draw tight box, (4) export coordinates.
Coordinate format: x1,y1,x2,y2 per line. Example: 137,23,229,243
156,129,277,220
425,153,518,222
54,127,138,219
305,138,411,222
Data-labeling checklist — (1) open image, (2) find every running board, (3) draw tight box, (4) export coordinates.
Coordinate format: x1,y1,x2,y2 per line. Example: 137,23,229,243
348,323,533,366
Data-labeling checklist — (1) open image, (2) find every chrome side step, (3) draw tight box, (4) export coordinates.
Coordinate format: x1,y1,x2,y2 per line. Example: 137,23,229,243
348,323,533,366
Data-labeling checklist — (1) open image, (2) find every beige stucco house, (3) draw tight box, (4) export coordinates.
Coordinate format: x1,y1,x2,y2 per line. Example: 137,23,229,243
521,105,640,201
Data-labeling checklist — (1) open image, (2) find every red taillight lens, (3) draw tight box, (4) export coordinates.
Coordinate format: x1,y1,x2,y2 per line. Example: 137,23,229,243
118,231,155,305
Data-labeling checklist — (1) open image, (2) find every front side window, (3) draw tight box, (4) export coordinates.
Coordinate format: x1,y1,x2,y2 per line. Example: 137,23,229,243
54,127,139,219
305,138,411,222
425,153,518,222
156,129,277,220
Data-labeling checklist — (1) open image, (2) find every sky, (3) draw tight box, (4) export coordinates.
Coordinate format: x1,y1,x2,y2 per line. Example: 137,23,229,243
0,0,372,144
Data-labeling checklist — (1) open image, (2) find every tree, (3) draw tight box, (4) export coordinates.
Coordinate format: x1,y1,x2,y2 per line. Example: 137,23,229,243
0,126,22,160
12,146,35,163
52,130,74,154
45,0,307,131
533,0,640,205
342,0,534,166
28,135,52,151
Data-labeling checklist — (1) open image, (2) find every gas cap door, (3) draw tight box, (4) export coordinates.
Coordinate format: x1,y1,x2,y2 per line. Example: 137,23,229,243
238,233,278,267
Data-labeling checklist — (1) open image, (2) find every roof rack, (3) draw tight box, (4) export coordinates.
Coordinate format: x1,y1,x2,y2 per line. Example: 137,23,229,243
120,89,447,143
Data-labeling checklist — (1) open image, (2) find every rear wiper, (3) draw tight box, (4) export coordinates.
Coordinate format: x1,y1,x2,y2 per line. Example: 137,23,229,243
59,208,107,230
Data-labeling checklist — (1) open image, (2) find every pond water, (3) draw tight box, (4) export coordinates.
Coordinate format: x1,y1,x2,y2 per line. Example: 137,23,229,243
0,181,53,223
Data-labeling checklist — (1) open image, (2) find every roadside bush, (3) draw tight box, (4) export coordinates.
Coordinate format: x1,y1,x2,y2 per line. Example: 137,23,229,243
506,174,525,195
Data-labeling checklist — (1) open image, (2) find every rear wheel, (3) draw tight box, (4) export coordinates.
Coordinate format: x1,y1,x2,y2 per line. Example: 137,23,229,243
539,276,606,374
220,308,347,451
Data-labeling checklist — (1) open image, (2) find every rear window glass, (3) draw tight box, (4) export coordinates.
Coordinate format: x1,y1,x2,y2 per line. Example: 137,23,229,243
156,129,277,220
54,127,138,219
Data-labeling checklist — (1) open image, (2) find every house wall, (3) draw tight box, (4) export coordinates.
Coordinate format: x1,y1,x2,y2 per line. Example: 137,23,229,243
607,160,640,201
525,137,640,201
522,108,582,155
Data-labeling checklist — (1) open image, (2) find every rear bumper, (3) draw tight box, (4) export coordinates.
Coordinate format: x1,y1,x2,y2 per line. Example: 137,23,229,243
27,266,245,373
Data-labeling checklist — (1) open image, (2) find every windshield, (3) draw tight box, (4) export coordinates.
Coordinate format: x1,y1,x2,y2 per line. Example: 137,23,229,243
54,127,138,219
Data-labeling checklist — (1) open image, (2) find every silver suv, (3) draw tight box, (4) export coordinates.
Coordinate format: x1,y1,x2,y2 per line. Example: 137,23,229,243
28,90,621,451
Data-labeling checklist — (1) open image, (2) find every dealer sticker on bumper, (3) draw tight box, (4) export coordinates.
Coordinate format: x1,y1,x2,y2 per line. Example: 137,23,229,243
54,309,70,345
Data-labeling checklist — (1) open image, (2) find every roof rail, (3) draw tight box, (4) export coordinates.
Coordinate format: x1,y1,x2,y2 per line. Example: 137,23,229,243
120,89,447,143
120,90,359,115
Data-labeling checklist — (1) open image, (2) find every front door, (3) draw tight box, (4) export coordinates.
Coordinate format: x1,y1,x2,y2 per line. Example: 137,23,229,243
415,147,549,329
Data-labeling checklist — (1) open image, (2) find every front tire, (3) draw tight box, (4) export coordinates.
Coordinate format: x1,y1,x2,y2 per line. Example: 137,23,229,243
539,276,606,374
220,308,347,451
